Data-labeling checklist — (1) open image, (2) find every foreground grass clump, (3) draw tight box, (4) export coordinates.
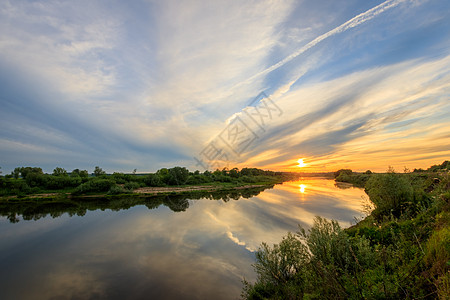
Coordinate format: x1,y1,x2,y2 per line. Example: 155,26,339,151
243,163,450,299
243,217,377,299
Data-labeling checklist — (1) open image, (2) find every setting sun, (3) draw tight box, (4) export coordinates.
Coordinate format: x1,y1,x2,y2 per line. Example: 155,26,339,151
297,158,307,168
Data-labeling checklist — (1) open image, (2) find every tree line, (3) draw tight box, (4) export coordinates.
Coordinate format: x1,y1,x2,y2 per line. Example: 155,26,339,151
0,166,295,197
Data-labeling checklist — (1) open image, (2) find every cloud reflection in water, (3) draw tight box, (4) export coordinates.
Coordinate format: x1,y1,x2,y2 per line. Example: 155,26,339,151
0,178,367,299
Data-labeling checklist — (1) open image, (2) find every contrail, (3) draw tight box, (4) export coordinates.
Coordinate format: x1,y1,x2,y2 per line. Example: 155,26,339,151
237,0,409,88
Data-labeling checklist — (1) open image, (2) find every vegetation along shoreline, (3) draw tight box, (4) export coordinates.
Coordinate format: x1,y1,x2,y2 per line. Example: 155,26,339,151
242,160,450,299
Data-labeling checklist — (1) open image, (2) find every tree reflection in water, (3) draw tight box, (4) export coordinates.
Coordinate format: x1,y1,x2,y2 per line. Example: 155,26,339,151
0,186,273,223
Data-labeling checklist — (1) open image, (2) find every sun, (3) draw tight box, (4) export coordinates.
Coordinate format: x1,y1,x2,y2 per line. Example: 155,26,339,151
297,158,307,168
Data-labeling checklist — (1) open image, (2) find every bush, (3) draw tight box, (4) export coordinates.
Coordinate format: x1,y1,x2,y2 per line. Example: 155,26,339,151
365,173,414,220
107,185,128,195
111,172,129,184
243,232,308,299
185,175,212,185
240,176,256,183
334,169,352,178
25,173,48,187
144,174,164,187
44,175,82,189
73,179,115,195
124,181,140,191
243,217,376,299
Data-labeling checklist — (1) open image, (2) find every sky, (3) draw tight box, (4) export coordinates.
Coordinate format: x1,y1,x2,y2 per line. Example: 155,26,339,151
0,0,449,174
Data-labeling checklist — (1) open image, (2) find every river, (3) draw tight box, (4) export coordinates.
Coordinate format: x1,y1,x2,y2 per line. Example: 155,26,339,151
0,178,367,300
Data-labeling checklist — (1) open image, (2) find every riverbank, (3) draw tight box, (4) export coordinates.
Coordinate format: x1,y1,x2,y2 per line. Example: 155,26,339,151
243,163,450,299
0,166,302,200
0,182,275,201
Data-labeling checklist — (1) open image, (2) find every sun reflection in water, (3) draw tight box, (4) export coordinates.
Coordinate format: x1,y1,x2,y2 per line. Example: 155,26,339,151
299,184,306,193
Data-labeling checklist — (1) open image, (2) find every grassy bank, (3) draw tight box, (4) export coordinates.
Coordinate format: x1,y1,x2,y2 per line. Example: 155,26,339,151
242,162,450,299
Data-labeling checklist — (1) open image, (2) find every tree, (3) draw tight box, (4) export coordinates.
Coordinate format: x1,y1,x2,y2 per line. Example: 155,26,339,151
13,168,20,179
156,168,169,183
334,169,352,178
71,169,81,177
79,170,89,178
17,167,43,179
167,167,189,185
93,166,106,177
229,167,240,178
52,167,67,176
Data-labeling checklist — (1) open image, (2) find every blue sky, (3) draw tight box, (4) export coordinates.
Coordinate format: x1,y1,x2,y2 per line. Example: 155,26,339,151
0,0,449,174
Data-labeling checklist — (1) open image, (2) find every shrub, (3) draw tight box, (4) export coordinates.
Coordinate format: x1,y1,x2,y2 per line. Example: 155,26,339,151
244,217,377,299
365,173,414,220
73,179,115,195
25,173,48,187
243,232,308,299
240,176,257,183
111,172,128,184
124,181,140,191
186,175,212,184
44,175,82,189
334,169,352,178
107,185,128,195
144,174,164,187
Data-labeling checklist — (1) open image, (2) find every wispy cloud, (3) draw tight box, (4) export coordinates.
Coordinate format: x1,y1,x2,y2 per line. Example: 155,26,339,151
234,0,410,93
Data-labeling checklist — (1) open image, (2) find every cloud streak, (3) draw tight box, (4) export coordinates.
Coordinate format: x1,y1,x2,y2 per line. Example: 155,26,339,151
235,0,410,91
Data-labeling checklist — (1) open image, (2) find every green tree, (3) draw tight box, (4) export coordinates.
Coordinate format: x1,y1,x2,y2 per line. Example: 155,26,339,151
79,170,89,178
13,168,20,179
17,167,43,179
144,174,164,187
167,167,189,185
334,169,352,178
229,167,240,178
52,167,67,176
156,168,169,183
93,166,106,177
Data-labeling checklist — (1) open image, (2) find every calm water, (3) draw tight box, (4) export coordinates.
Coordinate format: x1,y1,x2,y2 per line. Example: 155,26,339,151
0,179,367,300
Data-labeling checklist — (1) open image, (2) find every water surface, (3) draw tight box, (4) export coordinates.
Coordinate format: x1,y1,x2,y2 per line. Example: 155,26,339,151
0,179,367,300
